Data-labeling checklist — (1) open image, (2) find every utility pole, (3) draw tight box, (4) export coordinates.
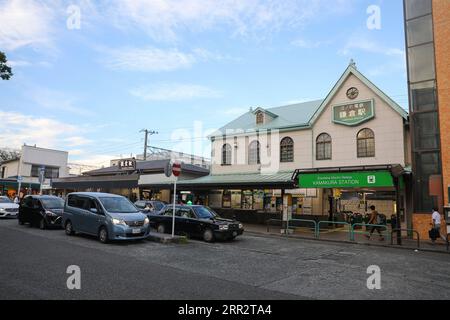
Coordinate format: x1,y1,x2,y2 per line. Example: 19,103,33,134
140,129,158,160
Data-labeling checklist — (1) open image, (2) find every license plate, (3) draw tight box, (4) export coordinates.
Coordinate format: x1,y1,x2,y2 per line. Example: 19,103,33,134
132,228,141,234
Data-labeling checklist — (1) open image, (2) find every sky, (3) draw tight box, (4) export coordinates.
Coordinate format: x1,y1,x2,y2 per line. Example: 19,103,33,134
0,0,408,168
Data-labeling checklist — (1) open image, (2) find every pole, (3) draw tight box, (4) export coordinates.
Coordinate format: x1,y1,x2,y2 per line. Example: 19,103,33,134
143,129,148,161
171,177,177,238
395,176,402,245
17,180,21,200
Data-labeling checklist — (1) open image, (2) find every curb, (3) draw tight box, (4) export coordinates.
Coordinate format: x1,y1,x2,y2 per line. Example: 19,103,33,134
147,233,188,244
245,230,450,255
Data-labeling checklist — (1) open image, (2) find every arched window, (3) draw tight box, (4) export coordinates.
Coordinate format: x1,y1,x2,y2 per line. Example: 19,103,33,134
248,140,260,165
357,128,375,158
222,144,232,165
280,137,294,163
316,133,332,160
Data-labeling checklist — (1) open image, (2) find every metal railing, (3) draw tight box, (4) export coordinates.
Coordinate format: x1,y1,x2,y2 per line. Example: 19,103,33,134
390,228,420,249
266,219,283,233
316,221,350,239
287,219,318,238
350,223,390,241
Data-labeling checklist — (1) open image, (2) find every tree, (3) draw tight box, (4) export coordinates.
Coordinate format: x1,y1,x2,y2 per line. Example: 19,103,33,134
0,149,20,162
0,51,13,80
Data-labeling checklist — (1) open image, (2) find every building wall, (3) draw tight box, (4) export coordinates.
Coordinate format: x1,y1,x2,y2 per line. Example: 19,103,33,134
210,73,407,175
21,145,69,178
1,160,19,178
433,0,450,205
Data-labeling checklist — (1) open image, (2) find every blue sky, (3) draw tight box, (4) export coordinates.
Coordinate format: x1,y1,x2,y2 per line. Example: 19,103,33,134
0,0,408,167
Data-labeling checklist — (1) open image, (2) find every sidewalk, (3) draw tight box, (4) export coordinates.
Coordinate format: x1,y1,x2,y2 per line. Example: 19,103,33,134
244,223,450,254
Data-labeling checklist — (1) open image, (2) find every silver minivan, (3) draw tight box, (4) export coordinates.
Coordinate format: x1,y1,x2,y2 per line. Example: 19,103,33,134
62,192,150,243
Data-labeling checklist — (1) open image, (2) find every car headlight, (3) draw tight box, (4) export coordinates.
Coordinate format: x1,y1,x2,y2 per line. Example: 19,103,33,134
219,225,229,231
144,217,149,225
0,208,6,213
112,218,127,226
239,223,243,229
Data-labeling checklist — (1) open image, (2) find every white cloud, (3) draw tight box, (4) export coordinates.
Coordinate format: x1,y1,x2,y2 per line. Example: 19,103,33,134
28,87,94,116
130,83,222,101
0,110,81,149
64,136,93,147
0,0,55,51
97,0,354,42
290,38,332,49
103,47,196,72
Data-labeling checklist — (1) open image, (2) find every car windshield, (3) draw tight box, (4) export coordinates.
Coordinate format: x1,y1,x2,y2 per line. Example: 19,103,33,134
153,201,164,211
41,198,64,209
0,197,12,203
193,206,218,219
99,197,139,213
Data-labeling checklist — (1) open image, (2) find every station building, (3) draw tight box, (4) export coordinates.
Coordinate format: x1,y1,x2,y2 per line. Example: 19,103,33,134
176,62,411,226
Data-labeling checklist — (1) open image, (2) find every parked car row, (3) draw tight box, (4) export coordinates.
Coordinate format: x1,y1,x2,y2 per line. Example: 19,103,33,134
7,192,244,244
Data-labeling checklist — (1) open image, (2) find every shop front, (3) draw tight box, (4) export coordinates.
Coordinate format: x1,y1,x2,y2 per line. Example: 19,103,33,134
293,164,410,227
0,178,41,198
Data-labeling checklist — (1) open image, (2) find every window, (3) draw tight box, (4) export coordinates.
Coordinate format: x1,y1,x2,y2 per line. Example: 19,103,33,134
357,129,375,158
411,81,437,112
1,167,5,178
280,137,294,163
414,152,441,211
406,15,433,47
248,140,260,165
31,165,60,179
407,43,436,83
256,111,264,125
316,133,332,160
405,0,431,20
221,144,232,165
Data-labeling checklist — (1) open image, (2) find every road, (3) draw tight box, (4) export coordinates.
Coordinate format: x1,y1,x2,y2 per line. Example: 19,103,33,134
1,218,450,300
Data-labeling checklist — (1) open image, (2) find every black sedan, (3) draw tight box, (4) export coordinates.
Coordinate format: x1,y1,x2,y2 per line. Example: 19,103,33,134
18,195,65,229
148,205,244,242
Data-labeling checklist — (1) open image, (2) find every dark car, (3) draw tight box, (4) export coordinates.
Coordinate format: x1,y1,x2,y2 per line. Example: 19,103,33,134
134,200,165,214
18,195,65,229
149,205,244,242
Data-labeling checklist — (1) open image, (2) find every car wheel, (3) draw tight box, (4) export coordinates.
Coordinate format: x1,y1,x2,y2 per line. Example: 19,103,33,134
99,227,109,244
39,218,46,230
65,220,75,236
157,224,166,234
202,229,214,243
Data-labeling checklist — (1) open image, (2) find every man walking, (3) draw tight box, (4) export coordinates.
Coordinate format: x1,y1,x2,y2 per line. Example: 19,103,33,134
431,207,444,243
365,205,385,241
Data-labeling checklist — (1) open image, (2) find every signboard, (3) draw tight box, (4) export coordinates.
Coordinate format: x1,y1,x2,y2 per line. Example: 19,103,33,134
164,161,172,178
298,171,394,189
118,159,136,170
172,162,181,177
332,99,374,126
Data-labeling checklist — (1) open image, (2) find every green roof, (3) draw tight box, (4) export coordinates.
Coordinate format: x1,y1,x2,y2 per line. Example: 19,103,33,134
177,171,294,187
210,63,408,139
213,99,323,136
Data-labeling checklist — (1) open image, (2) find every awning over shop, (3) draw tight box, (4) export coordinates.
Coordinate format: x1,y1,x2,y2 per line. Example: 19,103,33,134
52,174,139,190
292,164,407,189
0,179,40,189
175,171,295,190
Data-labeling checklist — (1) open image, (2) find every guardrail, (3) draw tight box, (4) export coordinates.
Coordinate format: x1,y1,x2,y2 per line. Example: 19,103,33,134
317,221,350,239
266,219,283,233
350,223,390,242
390,228,420,249
287,219,318,238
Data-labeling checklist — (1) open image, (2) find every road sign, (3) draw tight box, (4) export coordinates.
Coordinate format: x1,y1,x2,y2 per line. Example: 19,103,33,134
172,162,181,177
164,161,172,178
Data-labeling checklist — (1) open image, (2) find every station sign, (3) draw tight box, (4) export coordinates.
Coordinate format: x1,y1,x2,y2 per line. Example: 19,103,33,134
298,171,394,189
332,99,374,126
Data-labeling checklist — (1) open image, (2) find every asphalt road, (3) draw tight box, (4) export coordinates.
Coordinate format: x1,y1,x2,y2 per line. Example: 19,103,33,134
1,218,450,300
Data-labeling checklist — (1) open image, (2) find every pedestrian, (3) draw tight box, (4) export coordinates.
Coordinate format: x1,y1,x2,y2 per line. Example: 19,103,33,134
430,207,444,243
365,205,385,241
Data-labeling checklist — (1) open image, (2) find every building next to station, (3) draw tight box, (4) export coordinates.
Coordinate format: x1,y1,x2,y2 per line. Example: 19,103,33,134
174,62,411,226
404,0,450,238
0,145,70,198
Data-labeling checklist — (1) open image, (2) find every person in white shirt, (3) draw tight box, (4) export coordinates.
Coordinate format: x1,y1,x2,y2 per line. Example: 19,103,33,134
431,207,444,243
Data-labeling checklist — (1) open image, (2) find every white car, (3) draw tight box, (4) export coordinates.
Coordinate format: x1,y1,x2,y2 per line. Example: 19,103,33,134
0,196,19,218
